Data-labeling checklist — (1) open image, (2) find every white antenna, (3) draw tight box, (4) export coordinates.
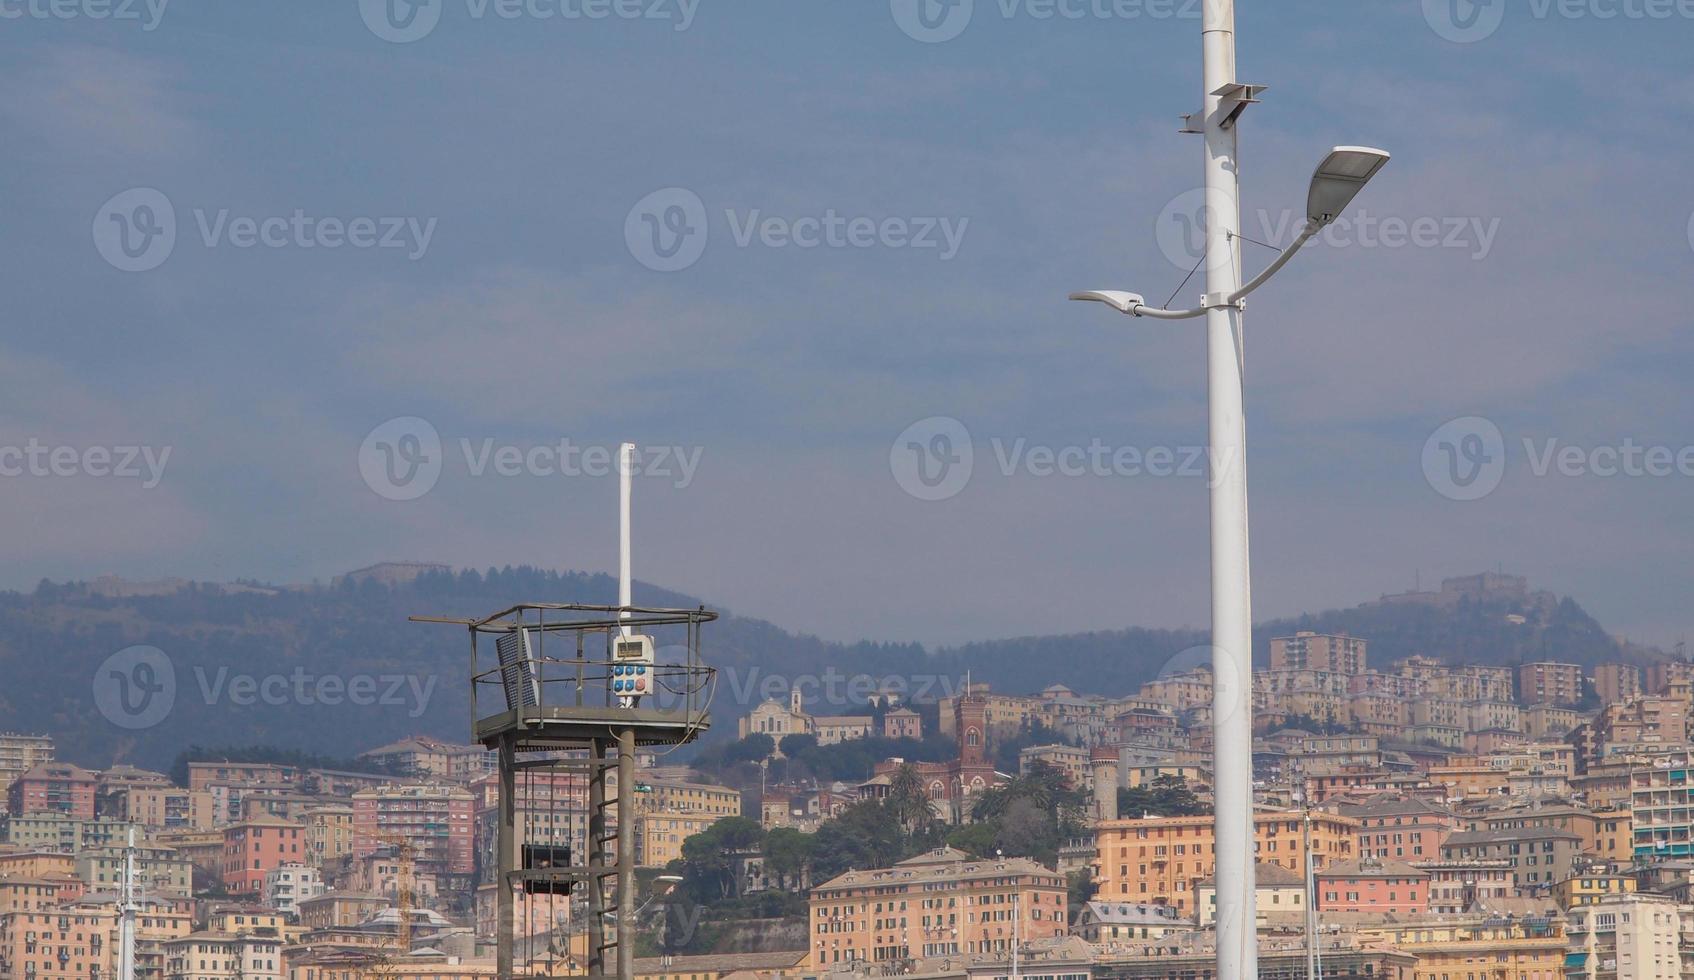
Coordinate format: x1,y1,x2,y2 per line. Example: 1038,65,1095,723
619,442,635,639
118,826,138,980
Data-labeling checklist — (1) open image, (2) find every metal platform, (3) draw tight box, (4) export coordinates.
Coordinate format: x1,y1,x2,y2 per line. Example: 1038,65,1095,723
413,602,717,980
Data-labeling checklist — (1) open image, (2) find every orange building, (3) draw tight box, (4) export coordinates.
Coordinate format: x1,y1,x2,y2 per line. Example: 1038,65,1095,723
808,847,1066,965
0,907,115,980
221,815,306,898
1093,810,1357,914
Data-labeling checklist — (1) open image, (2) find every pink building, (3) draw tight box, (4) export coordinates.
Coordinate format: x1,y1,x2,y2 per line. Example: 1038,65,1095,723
1316,858,1429,915
883,707,922,740
221,815,306,897
6,762,97,819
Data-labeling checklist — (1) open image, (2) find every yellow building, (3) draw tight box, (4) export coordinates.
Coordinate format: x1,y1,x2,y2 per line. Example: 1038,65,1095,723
1554,872,1638,910
1359,916,1566,980
809,847,1066,965
638,812,723,867
1093,810,1357,914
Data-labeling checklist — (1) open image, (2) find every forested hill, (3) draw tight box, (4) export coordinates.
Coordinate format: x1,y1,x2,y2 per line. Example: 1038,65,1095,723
0,567,1650,770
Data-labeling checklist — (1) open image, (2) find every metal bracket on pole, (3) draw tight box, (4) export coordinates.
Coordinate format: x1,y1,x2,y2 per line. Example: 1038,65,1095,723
1203,292,1246,311
1180,113,1204,134
1211,83,1267,130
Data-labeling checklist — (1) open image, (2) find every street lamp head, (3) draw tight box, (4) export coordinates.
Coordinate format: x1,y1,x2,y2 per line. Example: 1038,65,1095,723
1068,290,1146,315
655,875,684,885
1307,146,1390,226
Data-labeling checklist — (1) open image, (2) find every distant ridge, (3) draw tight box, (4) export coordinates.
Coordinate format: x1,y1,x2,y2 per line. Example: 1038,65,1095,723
0,566,1659,770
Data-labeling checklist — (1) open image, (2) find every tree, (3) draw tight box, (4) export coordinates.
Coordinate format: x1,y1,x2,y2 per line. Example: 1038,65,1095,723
678,816,766,899
761,828,814,891
723,734,776,764
885,763,936,836
810,801,903,881
778,733,818,759
1117,774,1208,818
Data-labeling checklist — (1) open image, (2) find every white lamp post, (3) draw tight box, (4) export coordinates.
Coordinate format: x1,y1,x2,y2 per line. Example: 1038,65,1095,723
1069,5,1388,979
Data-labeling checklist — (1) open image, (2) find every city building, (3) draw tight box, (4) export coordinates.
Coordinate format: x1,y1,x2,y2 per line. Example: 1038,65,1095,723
0,734,54,798
1595,664,1643,705
1269,631,1367,675
1517,662,1585,706
883,708,922,740
1192,861,1305,927
221,815,307,897
5,762,97,820
1439,826,1583,889
1314,857,1429,914
303,804,356,868
1565,893,1691,980
262,863,325,919
1356,915,1565,980
351,783,475,879
808,847,1066,965
358,736,495,782
1092,810,1357,914
76,844,194,896
162,931,285,980
1073,901,1186,942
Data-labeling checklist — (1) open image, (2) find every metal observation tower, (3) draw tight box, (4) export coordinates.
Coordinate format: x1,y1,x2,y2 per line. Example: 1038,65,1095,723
414,444,716,980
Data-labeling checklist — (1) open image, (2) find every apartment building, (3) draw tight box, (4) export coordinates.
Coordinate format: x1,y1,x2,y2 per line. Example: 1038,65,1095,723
262,864,325,919
0,906,115,980
1092,810,1357,914
163,932,285,980
103,784,216,831
1439,826,1583,889
1595,664,1643,704
1517,661,1585,706
1337,797,1457,862
808,847,1066,965
5,763,97,820
1018,744,1091,789
639,811,722,868
0,733,54,798
2,814,138,854
351,783,475,879
221,816,307,897
303,804,355,867
1647,660,1694,696
1630,755,1694,859
75,845,194,895
1269,632,1367,675
358,736,495,782
1565,894,1692,980
1314,857,1429,914
1356,915,1566,980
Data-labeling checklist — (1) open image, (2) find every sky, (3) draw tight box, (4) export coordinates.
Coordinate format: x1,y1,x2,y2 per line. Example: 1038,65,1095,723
1,0,1692,648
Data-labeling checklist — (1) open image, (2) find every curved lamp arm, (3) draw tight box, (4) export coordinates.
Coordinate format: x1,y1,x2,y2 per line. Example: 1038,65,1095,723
1069,219,1322,319
1228,220,1320,304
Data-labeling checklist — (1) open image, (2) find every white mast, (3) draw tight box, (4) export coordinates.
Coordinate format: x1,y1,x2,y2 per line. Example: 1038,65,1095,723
118,826,138,980
618,442,635,638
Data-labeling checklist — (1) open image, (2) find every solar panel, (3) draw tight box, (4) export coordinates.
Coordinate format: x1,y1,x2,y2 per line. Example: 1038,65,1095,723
495,627,541,709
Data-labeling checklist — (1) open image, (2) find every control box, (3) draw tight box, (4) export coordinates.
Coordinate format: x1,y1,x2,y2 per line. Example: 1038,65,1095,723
611,634,654,697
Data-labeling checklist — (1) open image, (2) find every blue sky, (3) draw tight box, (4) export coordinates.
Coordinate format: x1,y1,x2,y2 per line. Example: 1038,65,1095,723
2,0,1692,646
